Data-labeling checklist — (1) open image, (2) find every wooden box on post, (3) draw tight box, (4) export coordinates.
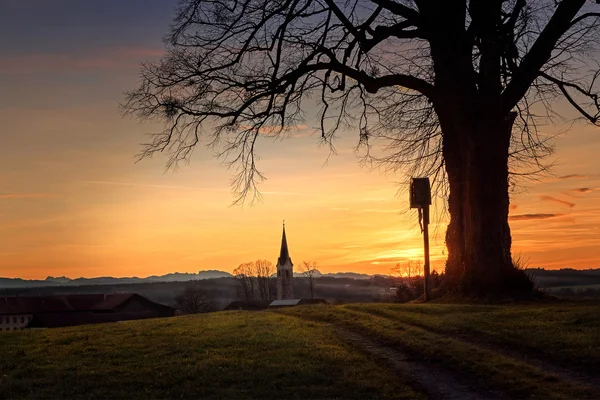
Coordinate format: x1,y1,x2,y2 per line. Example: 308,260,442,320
410,178,431,209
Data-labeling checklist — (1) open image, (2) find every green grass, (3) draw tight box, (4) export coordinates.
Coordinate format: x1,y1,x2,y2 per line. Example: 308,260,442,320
0,312,420,399
345,302,600,373
277,303,600,399
2,302,598,399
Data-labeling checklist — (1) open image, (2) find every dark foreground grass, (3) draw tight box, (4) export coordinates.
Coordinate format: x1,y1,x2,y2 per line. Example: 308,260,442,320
3,302,598,400
0,312,421,399
345,302,600,375
277,302,600,399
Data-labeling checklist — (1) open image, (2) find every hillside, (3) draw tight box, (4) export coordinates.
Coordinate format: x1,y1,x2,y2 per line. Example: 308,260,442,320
0,270,233,289
1,302,599,399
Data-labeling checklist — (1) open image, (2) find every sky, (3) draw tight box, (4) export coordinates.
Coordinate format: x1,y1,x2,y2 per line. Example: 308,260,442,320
1,1,599,280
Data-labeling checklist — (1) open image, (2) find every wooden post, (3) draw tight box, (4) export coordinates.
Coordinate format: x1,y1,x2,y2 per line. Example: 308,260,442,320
410,177,431,302
422,205,431,301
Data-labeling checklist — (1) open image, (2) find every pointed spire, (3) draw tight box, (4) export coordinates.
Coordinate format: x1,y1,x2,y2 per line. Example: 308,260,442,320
279,221,290,263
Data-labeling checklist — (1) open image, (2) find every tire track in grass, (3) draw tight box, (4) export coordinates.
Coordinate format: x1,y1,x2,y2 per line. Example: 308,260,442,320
278,310,506,400
276,306,597,399
337,328,506,400
351,305,600,395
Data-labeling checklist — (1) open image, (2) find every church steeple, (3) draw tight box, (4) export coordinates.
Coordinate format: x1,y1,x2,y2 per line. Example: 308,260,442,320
276,221,294,300
278,221,290,265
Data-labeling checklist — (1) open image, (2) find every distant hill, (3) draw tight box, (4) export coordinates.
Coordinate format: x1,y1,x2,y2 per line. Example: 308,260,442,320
2,270,378,289
323,272,373,279
4,268,600,289
0,270,233,289
525,268,600,288
293,270,373,279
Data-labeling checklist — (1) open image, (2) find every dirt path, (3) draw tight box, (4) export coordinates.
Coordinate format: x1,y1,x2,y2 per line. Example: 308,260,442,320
280,311,501,399
352,307,600,394
337,328,506,400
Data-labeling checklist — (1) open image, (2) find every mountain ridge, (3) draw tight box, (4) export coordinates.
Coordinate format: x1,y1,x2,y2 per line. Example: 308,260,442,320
2,268,599,289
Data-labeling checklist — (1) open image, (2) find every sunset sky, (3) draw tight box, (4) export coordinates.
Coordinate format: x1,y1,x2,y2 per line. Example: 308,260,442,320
1,0,599,280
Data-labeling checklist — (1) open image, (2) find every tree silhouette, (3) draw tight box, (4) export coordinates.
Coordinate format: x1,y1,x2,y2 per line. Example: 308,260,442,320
299,261,319,299
255,259,275,300
123,0,600,297
391,260,421,282
176,284,215,314
233,262,256,300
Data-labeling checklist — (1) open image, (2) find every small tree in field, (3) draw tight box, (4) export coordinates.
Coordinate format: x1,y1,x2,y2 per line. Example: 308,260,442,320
391,260,422,283
124,0,600,298
299,261,319,299
233,262,256,300
255,259,275,300
391,259,422,298
176,284,215,314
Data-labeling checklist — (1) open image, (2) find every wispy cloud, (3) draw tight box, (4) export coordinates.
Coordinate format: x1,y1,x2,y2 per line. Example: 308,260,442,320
76,180,314,196
0,193,55,199
571,187,596,193
558,174,587,180
509,213,563,221
0,47,163,74
77,180,230,192
540,195,575,208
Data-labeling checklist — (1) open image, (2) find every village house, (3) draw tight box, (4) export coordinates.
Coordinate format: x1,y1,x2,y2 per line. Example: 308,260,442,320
0,293,175,331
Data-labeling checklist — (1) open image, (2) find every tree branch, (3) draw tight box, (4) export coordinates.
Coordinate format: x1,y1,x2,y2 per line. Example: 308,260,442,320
539,71,599,124
502,0,587,112
569,12,600,28
369,0,420,21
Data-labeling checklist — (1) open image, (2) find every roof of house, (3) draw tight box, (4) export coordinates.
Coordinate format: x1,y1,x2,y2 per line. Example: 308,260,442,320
0,293,171,315
269,299,302,307
0,296,72,315
91,293,137,311
27,311,157,329
269,298,327,308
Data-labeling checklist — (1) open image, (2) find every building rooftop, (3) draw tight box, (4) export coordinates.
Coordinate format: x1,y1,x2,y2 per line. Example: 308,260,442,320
0,293,164,315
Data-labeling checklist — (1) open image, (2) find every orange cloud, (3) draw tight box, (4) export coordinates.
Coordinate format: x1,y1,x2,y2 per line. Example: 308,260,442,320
0,193,56,199
557,174,587,180
509,213,563,221
539,195,575,208
571,188,595,193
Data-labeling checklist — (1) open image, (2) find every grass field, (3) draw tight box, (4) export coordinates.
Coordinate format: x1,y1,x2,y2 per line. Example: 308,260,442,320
1,302,599,399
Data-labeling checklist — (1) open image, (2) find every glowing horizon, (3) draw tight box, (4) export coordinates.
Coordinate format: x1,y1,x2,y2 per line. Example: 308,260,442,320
1,1,599,281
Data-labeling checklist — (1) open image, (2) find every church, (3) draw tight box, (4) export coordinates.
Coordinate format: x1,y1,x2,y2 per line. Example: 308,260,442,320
276,222,294,300
226,223,327,310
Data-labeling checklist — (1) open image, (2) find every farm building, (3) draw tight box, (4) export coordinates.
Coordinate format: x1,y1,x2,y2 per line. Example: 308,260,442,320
0,293,175,331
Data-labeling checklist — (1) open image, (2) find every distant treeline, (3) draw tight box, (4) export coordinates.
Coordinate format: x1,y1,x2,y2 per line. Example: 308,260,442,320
0,276,398,310
3,268,600,307
526,268,600,288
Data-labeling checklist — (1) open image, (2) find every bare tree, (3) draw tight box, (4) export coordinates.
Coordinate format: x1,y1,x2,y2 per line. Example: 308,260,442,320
233,262,256,300
176,284,215,314
391,259,422,283
299,261,320,299
123,0,600,297
391,259,422,299
255,259,275,300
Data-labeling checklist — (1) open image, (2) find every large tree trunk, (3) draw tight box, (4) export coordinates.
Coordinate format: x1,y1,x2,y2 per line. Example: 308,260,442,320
422,3,533,298
442,111,533,297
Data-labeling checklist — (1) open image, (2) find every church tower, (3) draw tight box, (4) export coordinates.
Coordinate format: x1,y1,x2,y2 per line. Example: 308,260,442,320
276,222,294,300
